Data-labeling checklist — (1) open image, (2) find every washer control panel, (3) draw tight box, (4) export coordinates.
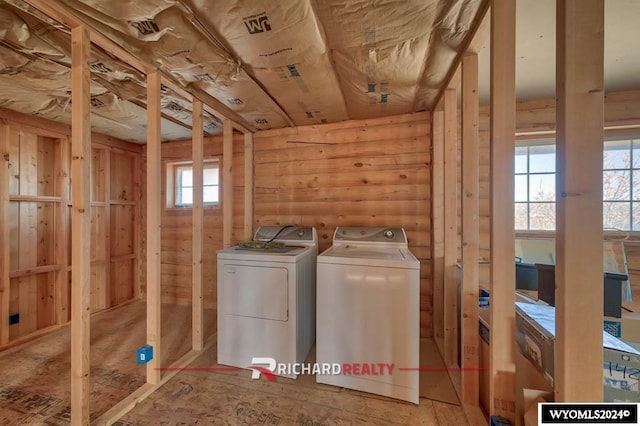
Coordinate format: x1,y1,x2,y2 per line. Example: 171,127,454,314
332,227,407,244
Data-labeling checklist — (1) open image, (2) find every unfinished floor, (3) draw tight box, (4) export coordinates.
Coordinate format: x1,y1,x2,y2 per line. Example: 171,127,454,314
0,301,473,425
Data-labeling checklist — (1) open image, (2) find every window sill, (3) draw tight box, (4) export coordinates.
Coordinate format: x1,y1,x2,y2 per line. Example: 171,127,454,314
165,205,221,216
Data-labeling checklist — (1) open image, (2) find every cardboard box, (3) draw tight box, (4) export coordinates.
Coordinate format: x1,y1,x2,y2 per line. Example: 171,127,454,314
516,302,640,402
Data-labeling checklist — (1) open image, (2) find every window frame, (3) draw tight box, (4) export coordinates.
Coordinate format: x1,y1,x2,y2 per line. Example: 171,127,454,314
514,134,640,234
514,141,557,231
165,157,220,210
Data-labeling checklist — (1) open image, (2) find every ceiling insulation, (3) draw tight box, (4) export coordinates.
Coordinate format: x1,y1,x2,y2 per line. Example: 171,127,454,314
0,0,486,143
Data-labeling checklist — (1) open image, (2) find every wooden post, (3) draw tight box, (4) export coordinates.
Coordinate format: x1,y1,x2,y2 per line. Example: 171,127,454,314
132,154,141,300
103,149,111,309
461,52,480,405
223,119,233,248
0,125,10,345
443,86,458,367
55,137,70,324
146,71,162,385
555,0,604,402
489,0,516,420
70,26,91,426
432,101,445,349
191,99,204,351
244,133,254,241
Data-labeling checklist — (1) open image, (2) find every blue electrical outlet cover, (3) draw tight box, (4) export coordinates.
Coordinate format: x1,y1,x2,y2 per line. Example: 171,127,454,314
8,313,19,325
137,345,153,364
490,416,512,426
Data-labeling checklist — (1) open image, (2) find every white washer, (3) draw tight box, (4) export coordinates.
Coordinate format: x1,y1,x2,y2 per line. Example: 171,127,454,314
316,226,420,404
217,226,317,378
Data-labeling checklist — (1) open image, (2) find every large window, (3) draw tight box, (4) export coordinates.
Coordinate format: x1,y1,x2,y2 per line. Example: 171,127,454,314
515,143,556,230
166,159,219,208
514,139,640,231
603,140,640,230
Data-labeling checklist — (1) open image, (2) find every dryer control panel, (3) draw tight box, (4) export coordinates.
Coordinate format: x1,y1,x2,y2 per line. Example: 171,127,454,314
254,226,318,246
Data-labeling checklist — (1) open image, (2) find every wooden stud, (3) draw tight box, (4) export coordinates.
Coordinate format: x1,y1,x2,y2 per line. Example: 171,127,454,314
146,71,162,385
70,26,92,426
432,102,445,349
0,125,9,345
461,52,480,405
191,99,204,351
223,119,233,248
104,149,112,309
132,155,141,300
55,138,70,324
555,0,605,402
489,0,517,420
244,133,254,241
443,87,458,367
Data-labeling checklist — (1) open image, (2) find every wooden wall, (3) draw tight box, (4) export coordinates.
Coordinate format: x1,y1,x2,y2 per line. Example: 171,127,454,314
476,89,640,291
0,108,141,346
253,113,432,337
139,133,246,309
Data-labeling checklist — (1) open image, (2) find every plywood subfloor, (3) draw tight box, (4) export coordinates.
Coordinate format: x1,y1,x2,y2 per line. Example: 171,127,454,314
0,301,471,425
120,339,469,425
0,301,212,424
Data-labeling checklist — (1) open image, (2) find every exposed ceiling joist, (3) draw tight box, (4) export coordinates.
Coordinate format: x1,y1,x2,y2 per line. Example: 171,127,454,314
21,0,257,133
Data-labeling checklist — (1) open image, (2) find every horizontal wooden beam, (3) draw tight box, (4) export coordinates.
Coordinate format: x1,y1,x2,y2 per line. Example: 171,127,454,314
9,195,62,203
94,340,214,426
9,264,62,279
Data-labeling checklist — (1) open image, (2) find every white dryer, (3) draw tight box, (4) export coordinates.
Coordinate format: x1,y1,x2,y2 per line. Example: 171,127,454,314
316,227,420,403
217,226,317,378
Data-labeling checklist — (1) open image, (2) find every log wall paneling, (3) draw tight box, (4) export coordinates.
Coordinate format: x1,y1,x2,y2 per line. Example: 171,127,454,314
254,113,432,336
555,0,605,402
461,52,480,405
146,71,162,385
70,25,91,425
489,0,517,420
443,88,459,367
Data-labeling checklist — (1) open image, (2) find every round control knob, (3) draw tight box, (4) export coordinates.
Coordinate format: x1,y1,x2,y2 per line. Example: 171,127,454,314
296,229,305,237
384,230,395,239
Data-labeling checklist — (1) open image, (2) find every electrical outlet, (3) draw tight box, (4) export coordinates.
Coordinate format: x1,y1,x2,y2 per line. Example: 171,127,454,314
8,313,19,325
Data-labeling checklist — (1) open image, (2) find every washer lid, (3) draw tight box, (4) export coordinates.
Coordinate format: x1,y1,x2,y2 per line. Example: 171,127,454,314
323,245,409,261
318,245,419,269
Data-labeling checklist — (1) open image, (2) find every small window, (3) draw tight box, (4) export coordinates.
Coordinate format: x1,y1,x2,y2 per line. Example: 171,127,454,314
166,159,219,208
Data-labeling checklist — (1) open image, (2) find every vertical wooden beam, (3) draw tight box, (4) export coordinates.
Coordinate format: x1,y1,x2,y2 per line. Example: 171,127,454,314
222,119,233,248
432,102,445,347
555,0,604,402
55,138,70,324
103,149,111,308
489,0,516,420
191,99,204,351
443,87,458,367
146,71,162,385
0,125,10,345
132,154,141,300
70,25,91,426
461,52,480,405
243,133,254,241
